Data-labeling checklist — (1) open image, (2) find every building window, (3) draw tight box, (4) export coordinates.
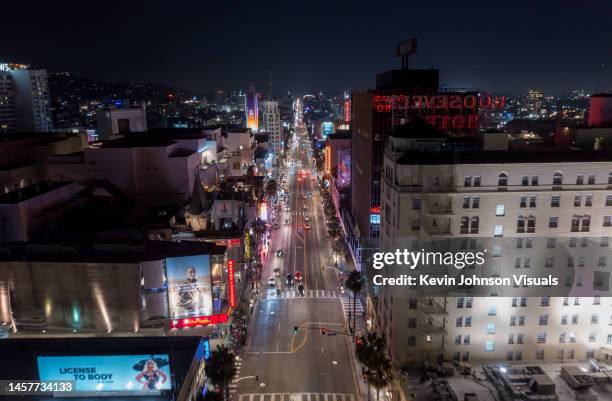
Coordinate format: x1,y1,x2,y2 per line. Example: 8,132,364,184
464,176,472,187
470,217,479,234
412,198,422,210
589,333,597,342
553,172,563,185
456,317,463,327
601,237,609,247
541,297,550,306
454,335,461,345
591,314,599,324
532,176,539,186
522,176,529,186
599,256,607,266
466,297,473,308
457,298,464,308
547,238,556,248
487,323,496,334
464,316,472,327
411,218,421,231
576,174,584,185
529,196,537,207
588,174,596,185
495,204,505,216
473,176,481,187
561,315,568,325
485,341,494,352
544,257,554,268
463,197,470,209
517,216,525,233
586,195,593,206
605,216,612,227
494,225,504,237
535,350,545,360
527,216,536,233
537,333,547,343
574,195,582,207
539,314,549,325
520,196,527,208
498,173,508,186
551,195,560,207
559,333,566,343
463,335,470,345
549,217,558,228
472,197,480,208
488,305,497,315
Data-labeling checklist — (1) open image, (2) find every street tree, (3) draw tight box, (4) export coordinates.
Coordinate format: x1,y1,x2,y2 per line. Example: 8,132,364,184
204,345,237,401
345,270,364,336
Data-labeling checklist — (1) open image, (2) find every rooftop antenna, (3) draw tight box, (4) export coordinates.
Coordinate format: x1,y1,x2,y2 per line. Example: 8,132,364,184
395,38,417,70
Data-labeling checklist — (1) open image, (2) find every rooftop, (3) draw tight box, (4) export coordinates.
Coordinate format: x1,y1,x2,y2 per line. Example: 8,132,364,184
0,181,75,204
396,149,612,165
0,240,226,263
390,118,447,139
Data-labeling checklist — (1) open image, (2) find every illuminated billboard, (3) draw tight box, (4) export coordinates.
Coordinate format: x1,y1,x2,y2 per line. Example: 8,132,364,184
321,121,334,139
245,93,259,131
337,148,351,185
37,355,171,393
167,255,212,318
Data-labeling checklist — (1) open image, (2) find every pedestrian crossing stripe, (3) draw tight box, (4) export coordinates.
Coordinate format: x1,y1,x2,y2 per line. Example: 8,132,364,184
236,393,355,401
267,290,339,299
340,297,364,320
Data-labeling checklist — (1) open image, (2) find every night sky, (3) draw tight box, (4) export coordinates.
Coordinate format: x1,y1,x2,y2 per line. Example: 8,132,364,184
1,0,611,95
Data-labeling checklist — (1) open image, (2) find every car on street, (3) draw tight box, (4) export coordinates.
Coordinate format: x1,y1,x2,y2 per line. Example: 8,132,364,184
273,267,281,277
268,276,276,286
304,215,309,221
304,223,310,229
285,218,290,225
286,274,293,286
295,271,302,281
276,249,283,257
285,206,290,212
272,222,279,229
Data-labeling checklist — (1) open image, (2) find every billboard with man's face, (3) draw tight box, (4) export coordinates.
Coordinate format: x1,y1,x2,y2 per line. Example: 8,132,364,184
166,255,212,318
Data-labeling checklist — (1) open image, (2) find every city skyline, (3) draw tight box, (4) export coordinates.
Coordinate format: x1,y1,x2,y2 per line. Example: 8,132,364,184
1,1,611,95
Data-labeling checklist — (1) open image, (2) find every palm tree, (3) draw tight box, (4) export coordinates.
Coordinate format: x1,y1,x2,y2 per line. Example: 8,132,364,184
367,356,393,401
204,345,237,401
344,270,363,336
355,333,391,401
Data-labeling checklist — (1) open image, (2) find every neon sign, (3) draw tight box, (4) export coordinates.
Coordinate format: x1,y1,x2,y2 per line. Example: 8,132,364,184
371,94,505,113
344,100,351,122
169,307,232,329
228,259,236,307
245,233,251,260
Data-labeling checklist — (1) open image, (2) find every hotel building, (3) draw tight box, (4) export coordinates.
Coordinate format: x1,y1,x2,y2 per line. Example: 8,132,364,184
378,119,612,365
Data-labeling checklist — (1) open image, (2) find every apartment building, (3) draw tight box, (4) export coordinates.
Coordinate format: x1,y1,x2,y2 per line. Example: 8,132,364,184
0,63,53,133
378,120,612,366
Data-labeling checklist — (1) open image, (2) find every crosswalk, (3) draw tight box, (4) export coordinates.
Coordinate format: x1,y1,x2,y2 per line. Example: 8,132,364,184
266,290,339,299
340,296,364,323
236,393,355,401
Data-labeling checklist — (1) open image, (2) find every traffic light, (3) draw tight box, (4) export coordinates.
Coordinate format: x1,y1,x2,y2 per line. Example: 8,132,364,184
293,326,298,335
320,328,326,336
